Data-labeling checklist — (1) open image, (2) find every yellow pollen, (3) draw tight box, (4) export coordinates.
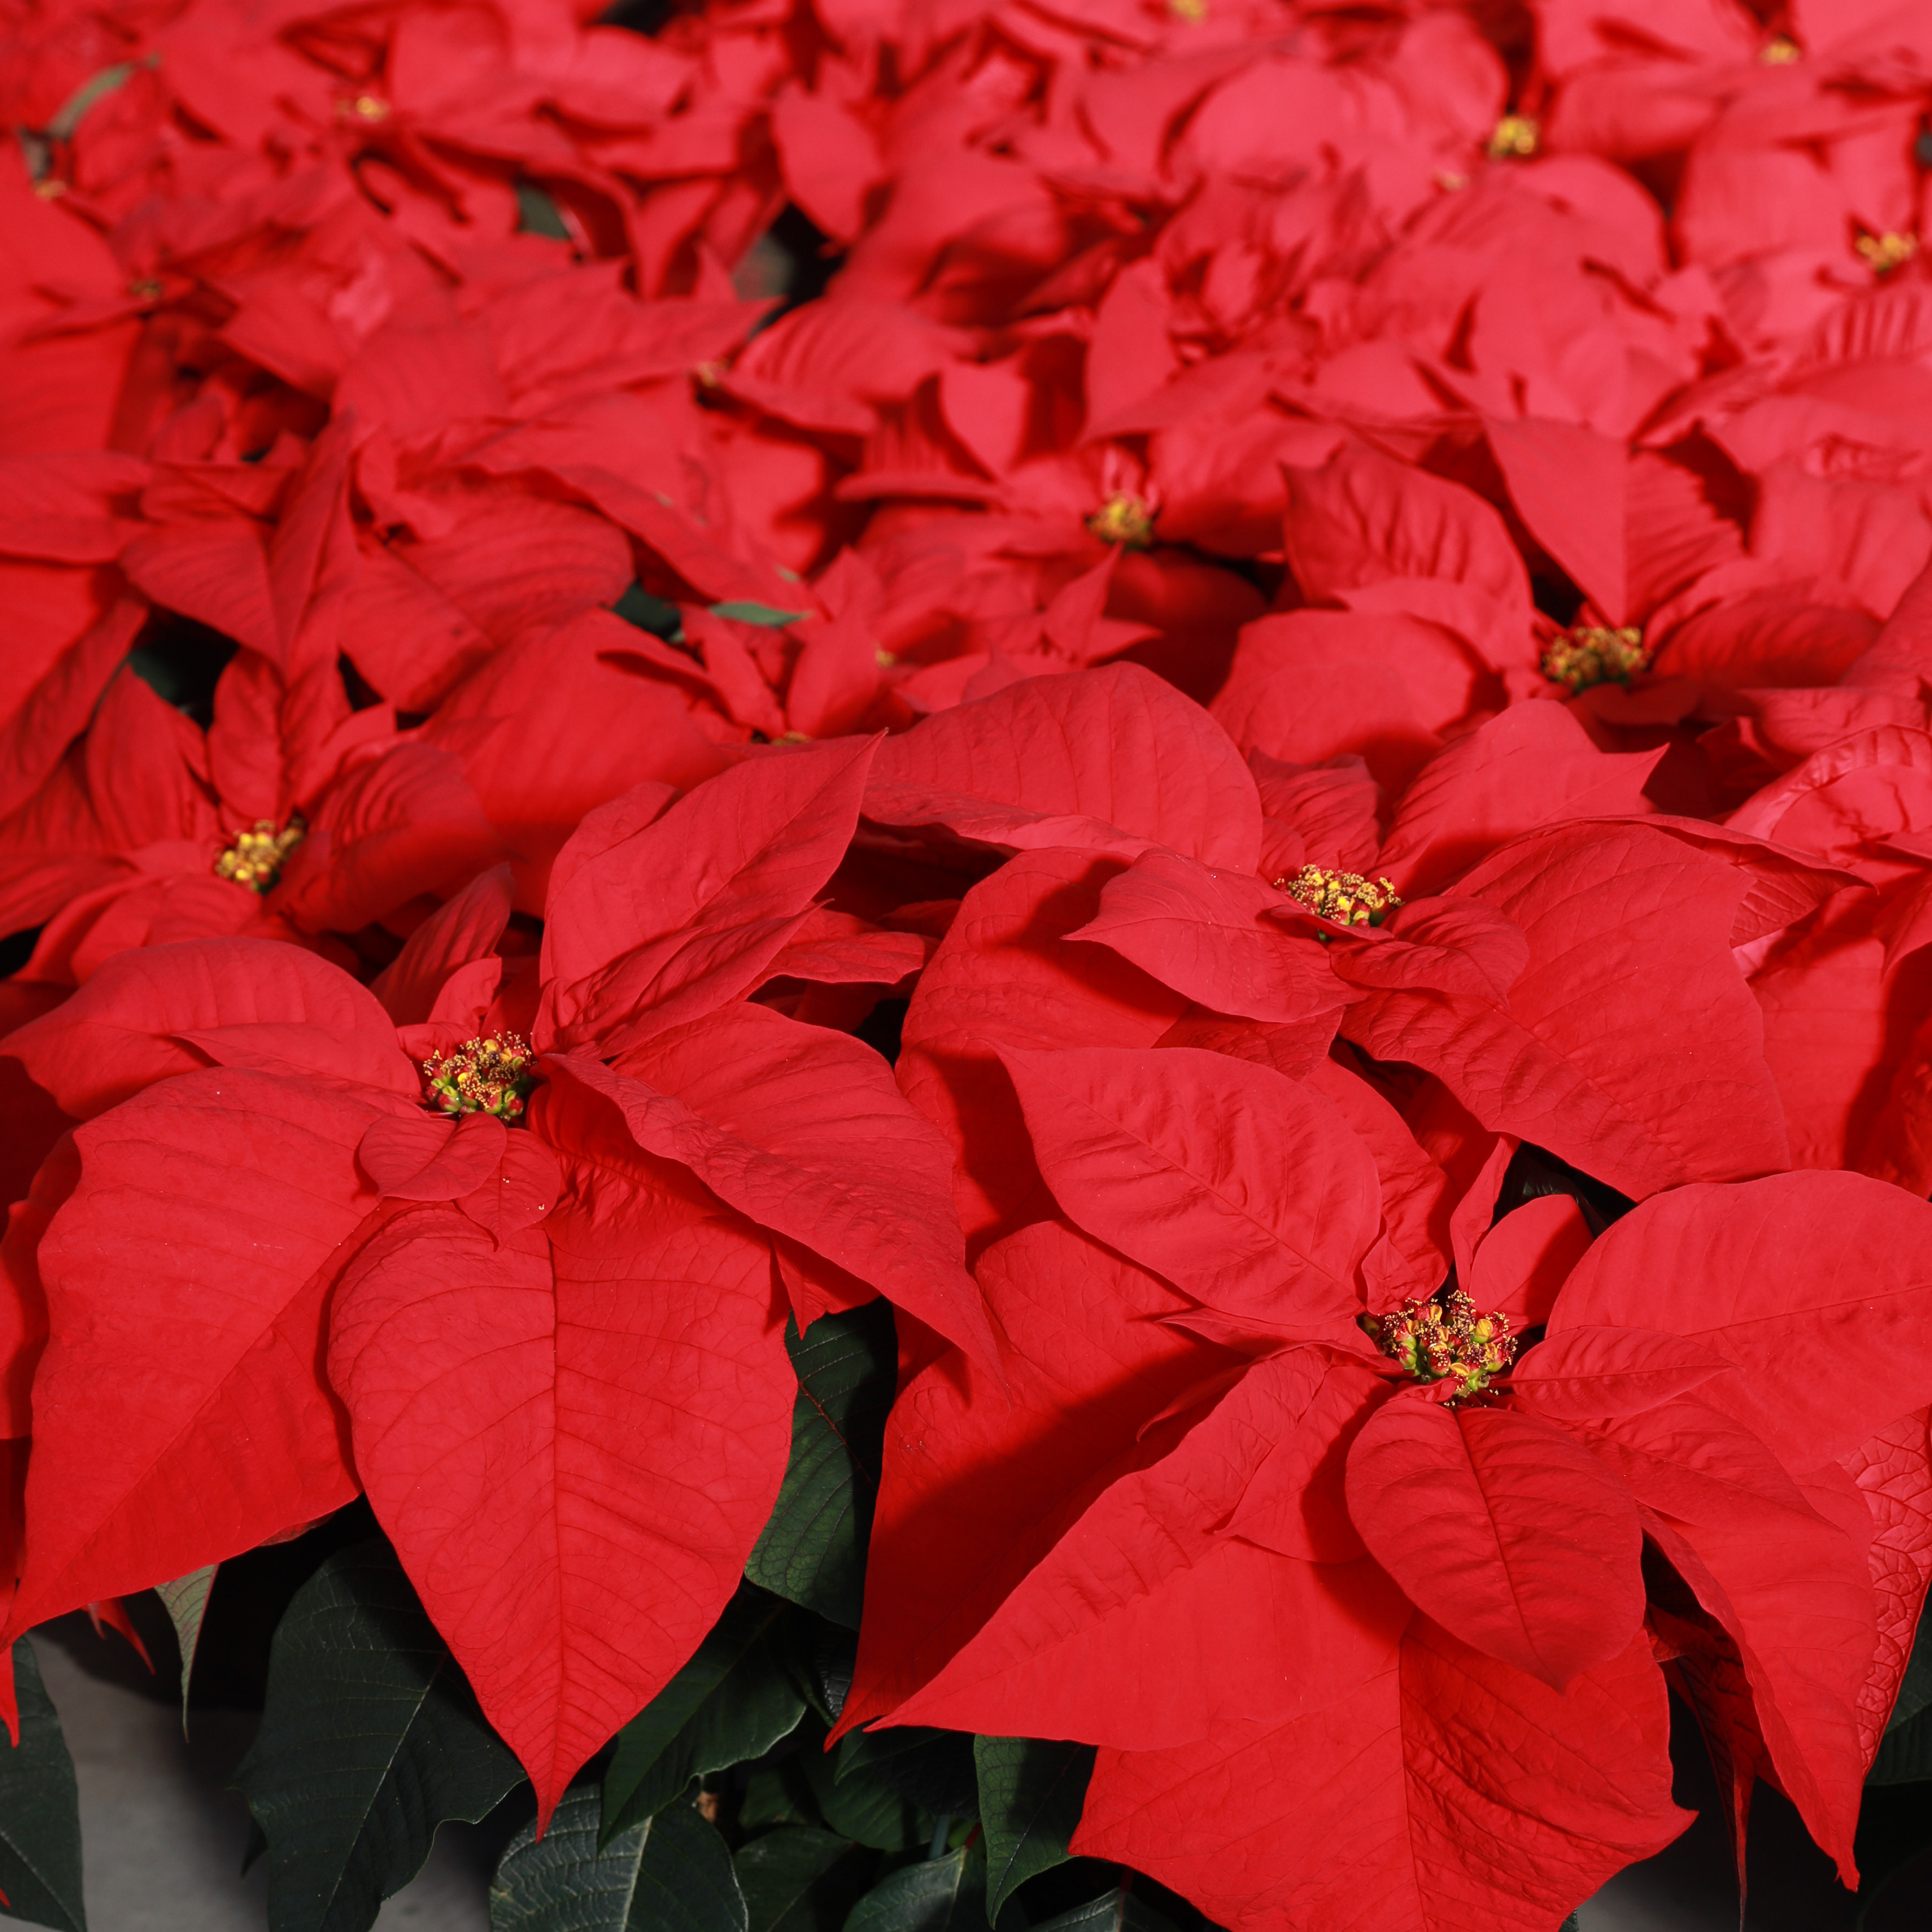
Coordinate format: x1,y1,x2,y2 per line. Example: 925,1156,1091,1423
1855,231,1918,274
127,277,164,302
693,361,724,388
337,94,392,122
34,178,67,199
1541,624,1649,693
421,1033,535,1121
874,648,897,667
1169,0,1207,21
1363,1288,1517,1400
1487,114,1539,160
214,817,305,893
1760,36,1801,64
1278,865,1402,928
1086,493,1155,549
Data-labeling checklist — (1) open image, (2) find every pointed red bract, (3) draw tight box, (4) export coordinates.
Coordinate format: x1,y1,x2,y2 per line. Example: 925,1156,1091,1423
540,742,878,1052
865,666,1262,872
1551,1171,1932,1467
998,1045,1380,1334
551,1006,997,1369
10,1070,393,1633
5,938,418,1119
1073,1627,1687,1932
1344,1396,1645,1689
327,1094,792,1830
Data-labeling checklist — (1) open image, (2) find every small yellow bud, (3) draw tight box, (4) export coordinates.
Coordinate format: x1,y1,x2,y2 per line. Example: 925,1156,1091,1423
1487,115,1539,160
1085,493,1156,550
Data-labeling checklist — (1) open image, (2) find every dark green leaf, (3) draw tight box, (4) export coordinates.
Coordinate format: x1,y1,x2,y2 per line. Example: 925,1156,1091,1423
1558,1918,1579,1932
1869,1701,1932,1785
710,602,809,628
837,1730,977,1818
746,1306,897,1631
843,1846,988,1932
781,1620,857,1728
611,585,686,643
974,1737,1095,1920
734,1828,870,1932
1886,1613,1932,1735
740,1762,819,1836
234,1539,523,1932
1028,1883,1180,1932
0,1640,87,1932
802,1741,929,1855
515,182,573,241
602,1589,805,1841
155,1564,217,1724
491,1788,745,1932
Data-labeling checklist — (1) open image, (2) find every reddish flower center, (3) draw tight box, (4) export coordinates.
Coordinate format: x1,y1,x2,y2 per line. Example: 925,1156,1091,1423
1541,624,1649,693
214,817,305,893
1278,865,1402,927
422,1033,535,1121
1086,493,1155,549
1487,114,1538,159
1364,1288,1516,1399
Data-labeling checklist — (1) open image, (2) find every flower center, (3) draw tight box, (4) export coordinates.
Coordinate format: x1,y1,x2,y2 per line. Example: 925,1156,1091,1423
1856,231,1918,274
1169,0,1206,20
1760,36,1800,64
1277,865,1402,927
337,94,391,122
1086,493,1155,548
1541,624,1649,693
214,817,305,893
1363,1288,1516,1399
1487,115,1538,160
422,1033,535,1121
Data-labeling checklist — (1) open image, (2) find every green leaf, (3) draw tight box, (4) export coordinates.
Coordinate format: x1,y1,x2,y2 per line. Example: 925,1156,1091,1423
974,1737,1095,1921
1028,1884,1180,1932
836,1729,977,1818
612,585,686,643
155,1564,217,1724
733,1827,869,1932
491,1788,745,1932
1869,1700,1932,1785
1886,1611,1932,1734
234,1539,523,1932
746,1306,897,1631
740,1762,818,1836
602,1589,806,1842
0,1639,87,1932
844,1846,989,1932
45,57,151,142
801,1741,929,1856
515,182,573,242
709,602,809,628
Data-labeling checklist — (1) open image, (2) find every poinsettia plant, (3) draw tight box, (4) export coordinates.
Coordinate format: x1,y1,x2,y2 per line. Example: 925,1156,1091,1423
9,0,1932,1928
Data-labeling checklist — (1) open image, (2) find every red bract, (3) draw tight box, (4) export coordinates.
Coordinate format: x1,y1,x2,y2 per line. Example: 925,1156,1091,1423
0,647,504,984
0,741,987,1824
848,1022,1932,1924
